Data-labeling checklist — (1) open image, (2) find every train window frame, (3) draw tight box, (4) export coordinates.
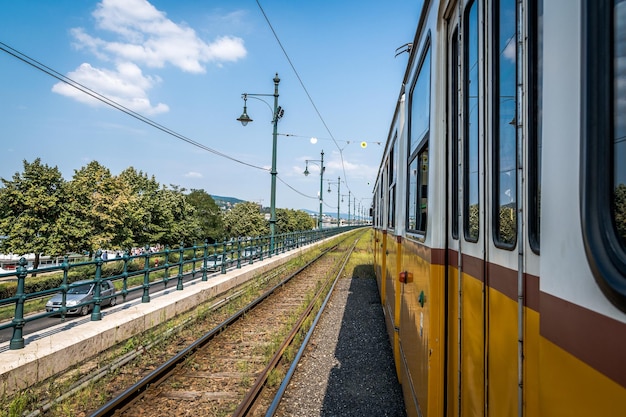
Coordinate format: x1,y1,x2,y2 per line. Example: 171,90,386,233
581,0,626,310
450,26,460,240
492,0,518,249
407,38,432,236
463,0,480,243
528,0,543,254
388,138,397,229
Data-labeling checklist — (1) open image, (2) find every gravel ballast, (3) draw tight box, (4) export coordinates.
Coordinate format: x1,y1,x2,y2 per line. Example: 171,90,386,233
275,268,407,416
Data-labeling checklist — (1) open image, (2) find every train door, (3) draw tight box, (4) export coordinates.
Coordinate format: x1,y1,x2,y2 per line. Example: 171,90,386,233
445,4,463,417
450,1,530,416
447,0,488,416
484,0,521,415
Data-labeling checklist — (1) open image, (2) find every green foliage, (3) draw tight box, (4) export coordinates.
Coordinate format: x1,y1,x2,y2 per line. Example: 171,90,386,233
615,183,626,244
67,161,130,253
0,158,314,262
275,208,315,233
0,159,68,267
468,204,479,239
497,205,516,245
186,189,224,243
223,201,268,238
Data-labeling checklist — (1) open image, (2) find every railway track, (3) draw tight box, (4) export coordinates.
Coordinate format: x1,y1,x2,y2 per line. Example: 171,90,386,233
90,235,357,417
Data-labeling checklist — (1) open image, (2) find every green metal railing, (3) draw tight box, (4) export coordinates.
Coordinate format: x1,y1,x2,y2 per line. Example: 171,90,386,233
0,226,358,349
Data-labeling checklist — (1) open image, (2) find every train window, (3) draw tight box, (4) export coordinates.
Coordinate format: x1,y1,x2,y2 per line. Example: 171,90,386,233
528,0,543,253
450,26,460,240
582,0,626,309
493,0,518,248
464,0,480,242
388,139,397,229
407,43,431,235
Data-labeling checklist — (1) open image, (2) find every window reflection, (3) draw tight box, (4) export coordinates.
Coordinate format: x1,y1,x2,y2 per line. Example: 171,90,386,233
408,159,418,230
495,0,517,246
451,27,460,239
408,46,431,234
615,0,626,247
464,0,480,241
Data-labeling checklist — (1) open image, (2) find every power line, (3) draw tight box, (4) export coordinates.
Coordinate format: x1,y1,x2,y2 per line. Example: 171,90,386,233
0,41,265,171
255,0,366,202
0,40,321,202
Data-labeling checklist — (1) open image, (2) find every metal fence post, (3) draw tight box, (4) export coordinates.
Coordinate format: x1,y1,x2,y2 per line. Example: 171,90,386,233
164,245,170,287
91,249,103,320
221,240,227,274
237,238,242,269
121,250,130,301
202,239,208,281
177,242,184,290
142,245,151,303
191,243,198,281
9,257,28,350
59,255,69,319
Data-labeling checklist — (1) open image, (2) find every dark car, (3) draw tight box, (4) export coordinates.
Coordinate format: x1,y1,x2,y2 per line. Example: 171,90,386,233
46,279,117,316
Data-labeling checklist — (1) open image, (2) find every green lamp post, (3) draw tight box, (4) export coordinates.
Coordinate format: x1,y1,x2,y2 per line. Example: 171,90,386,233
237,73,283,254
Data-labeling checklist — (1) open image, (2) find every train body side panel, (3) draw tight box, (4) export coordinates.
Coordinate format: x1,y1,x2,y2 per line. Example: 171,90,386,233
384,234,400,374
398,238,445,417
539,335,626,417
524,287,540,417
445,260,460,417
538,295,626,417
459,269,485,417
486,285,517,416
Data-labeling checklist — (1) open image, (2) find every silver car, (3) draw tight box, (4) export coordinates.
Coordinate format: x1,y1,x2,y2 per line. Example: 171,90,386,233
46,279,117,315
206,254,230,271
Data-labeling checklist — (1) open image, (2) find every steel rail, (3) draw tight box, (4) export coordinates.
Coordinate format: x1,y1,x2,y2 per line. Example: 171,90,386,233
90,243,339,417
232,237,358,417
263,237,358,416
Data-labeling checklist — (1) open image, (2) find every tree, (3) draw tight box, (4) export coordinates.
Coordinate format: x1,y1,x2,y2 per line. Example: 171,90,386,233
276,208,316,233
0,159,67,269
615,183,626,244
186,189,224,243
117,167,160,247
293,209,316,231
223,202,268,238
69,161,134,253
155,185,201,247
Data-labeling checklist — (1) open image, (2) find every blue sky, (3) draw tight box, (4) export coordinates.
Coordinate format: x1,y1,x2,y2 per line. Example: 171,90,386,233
0,0,418,216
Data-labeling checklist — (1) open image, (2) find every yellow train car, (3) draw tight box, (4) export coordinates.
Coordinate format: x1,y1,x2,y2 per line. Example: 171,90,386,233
372,1,626,416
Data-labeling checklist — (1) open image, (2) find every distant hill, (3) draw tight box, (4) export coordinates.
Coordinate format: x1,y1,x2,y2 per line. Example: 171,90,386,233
210,195,361,219
210,195,247,211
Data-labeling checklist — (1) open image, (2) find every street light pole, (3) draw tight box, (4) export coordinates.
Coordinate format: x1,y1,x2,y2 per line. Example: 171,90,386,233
303,150,325,230
237,73,283,254
269,74,279,252
337,177,340,227
341,192,350,224
327,177,341,228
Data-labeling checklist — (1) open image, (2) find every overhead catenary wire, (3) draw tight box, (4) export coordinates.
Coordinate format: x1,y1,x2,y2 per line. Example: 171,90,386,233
0,41,262,171
0,40,319,201
255,0,369,204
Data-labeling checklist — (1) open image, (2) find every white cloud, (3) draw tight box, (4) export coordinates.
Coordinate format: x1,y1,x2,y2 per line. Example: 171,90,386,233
503,35,516,62
185,171,203,178
86,0,246,73
56,0,247,112
52,62,169,115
